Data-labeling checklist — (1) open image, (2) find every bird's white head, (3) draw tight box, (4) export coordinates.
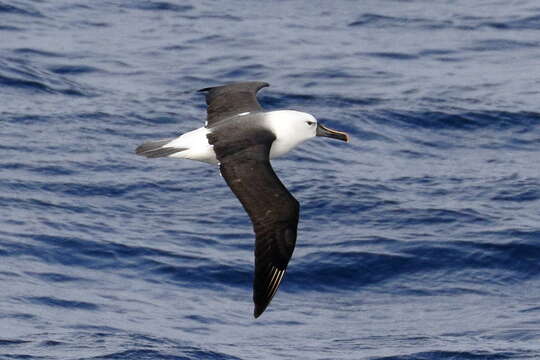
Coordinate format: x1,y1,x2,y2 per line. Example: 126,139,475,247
266,110,349,159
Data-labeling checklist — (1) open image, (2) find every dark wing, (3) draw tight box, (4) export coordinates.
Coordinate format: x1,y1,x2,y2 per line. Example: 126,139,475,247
207,128,299,318
198,81,269,127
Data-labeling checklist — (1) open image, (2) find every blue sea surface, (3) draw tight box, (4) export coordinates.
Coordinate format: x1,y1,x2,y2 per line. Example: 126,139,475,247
2,1,540,359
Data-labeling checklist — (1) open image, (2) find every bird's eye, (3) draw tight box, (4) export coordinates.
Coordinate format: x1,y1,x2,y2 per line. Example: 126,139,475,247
305,121,315,126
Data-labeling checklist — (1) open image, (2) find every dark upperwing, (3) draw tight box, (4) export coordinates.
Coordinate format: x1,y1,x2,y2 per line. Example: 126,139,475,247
198,81,269,127
207,127,299,318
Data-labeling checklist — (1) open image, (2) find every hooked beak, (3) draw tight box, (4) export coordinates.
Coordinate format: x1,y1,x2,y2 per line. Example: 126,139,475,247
316,123,349,142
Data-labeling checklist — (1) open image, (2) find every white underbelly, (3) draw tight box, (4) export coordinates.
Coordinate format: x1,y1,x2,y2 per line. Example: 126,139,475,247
166,123,298,164
166,127,218,164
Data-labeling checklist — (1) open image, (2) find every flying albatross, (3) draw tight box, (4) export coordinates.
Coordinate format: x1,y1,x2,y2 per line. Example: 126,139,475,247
136,81,349,318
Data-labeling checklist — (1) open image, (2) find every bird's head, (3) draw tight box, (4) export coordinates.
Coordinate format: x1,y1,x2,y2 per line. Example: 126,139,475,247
281,110,349,143
265,110,349,159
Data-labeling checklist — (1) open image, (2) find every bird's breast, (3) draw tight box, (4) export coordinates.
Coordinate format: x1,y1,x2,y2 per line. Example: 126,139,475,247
269,139,296,159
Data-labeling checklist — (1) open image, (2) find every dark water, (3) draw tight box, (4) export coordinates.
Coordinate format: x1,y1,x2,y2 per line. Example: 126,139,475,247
2,1,540,359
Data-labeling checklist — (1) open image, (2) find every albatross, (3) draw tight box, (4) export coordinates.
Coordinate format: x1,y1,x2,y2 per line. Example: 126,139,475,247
135,81,349,318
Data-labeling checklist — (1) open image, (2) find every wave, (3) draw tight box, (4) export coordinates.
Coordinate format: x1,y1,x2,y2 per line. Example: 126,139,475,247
471,15,540,31
24,296,99,311
47,64,100,75
288,235,540,292
125,2,193,12
348,12,540,32
465,39,539,52
370,350,519,360
0,58,91,96
348,13,450,30
12,48,64,58
88,349,241,360
6,227,537,295
367,110,540,131
0,2,43,17
0,327,242,360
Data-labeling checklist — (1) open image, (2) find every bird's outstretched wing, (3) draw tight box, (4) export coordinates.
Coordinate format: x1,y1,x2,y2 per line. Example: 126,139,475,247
198,81,269,127
207,128,299,318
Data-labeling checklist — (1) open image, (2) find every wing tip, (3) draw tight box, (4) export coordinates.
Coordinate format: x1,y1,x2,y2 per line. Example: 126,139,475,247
253,297,273,318
253,296,269,319
253,306,264,319
253,267,286,319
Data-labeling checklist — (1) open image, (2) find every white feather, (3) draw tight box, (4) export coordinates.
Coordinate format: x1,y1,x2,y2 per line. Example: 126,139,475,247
165,127,218,164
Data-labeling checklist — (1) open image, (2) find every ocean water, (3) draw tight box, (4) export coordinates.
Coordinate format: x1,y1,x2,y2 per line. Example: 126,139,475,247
1,0,540,359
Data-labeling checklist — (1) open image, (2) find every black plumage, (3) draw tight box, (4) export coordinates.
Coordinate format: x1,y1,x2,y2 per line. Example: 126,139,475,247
202,82,298,317
199,81,269,127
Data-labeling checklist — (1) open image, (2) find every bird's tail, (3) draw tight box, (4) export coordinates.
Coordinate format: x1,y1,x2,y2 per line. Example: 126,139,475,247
135,139,185,158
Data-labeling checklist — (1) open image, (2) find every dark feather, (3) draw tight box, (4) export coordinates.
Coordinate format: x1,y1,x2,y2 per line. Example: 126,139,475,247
198,81,269,127
209,126,299,318
135,139,185,158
